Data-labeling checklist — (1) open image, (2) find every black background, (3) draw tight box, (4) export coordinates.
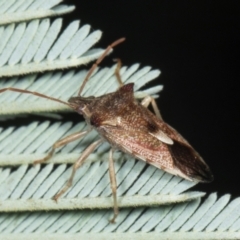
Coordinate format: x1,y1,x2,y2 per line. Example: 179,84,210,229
57,1,240,197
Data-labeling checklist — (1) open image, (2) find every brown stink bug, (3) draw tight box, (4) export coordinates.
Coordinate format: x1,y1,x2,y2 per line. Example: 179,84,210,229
0,38,213,223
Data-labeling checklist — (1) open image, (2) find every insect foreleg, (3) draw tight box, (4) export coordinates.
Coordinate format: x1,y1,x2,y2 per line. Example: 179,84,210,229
108,148,118,223
141,95,163,120
53,138,104,201
34,130,91,164
78,38,125,96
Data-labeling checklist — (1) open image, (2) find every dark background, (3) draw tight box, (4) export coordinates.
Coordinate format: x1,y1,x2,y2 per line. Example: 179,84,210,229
62,1,239,197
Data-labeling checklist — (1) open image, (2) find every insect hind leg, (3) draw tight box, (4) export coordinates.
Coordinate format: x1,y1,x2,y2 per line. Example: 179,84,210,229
53,138,104,201
141,95,163,120
108,148,119,223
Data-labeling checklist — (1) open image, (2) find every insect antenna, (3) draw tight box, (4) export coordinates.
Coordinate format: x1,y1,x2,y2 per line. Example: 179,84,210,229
0,87,71,107
77,37,126,96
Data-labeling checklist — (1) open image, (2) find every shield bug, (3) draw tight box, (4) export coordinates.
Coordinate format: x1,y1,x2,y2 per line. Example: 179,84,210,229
0,38,213,223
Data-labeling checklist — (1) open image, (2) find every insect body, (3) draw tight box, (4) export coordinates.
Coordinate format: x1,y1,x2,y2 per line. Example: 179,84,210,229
71,82,213,183
0,38,213,223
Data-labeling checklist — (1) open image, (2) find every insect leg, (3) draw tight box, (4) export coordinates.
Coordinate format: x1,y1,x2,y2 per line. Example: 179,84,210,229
141,95,163,120
78,38,126,96
113,58,124,87
108,148,118,223
53,138,104,201
34,130,91,164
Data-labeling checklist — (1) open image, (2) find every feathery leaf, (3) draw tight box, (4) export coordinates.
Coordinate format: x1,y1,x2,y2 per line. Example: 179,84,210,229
0,194,239,239
0,121,200,210
0,1,239,239
0,64,161,114
0,18,104,77
0,0,75,25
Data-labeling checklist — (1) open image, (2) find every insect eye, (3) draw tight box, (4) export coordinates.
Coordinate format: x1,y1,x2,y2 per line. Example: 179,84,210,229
90,114,101,127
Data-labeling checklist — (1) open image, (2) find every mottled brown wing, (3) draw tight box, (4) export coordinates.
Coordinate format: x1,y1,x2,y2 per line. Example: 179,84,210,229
136,103,192,145
135,103,213,182
86,83,213,182
167,139,213,182
99,123,213,182
100,124,176,171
